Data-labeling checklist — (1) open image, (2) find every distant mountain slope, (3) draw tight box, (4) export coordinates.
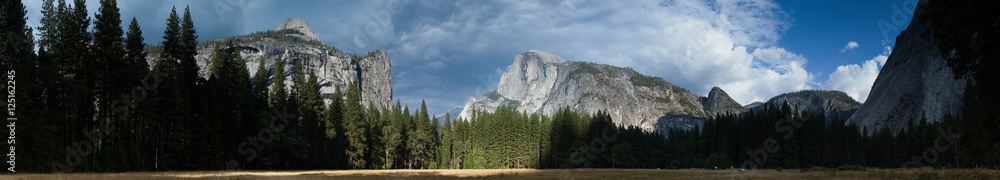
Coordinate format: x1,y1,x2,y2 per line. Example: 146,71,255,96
459,50,719,132
754,90,861,123
744,101,765,109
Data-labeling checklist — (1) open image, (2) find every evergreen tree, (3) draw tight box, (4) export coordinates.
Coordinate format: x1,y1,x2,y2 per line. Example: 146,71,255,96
160,6,180,60
323,85,346,169
93,0,124,118
208,44,223,79
36,0,56,50
67,0,96,170
440,113,453,168
343,81,366,168
380,102,402,169
92,0,134,171
178,6,198,86
125,18,148,78
300,69,326,168
365,101,384,169
325,86,343,139
251,57,269,101
268,55,286,110
406,100,434,168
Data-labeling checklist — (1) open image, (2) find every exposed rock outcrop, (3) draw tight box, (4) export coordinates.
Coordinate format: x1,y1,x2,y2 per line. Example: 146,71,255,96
151,18,393,109
459,50,708,132
847,0,966,134
272,17,324,45
701,87,747,116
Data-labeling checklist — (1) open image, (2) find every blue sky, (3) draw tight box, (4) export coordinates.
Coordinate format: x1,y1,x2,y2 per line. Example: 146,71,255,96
23,0,918,117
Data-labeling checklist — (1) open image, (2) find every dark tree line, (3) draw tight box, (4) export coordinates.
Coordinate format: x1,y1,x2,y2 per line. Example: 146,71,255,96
667,102,961,170
920,0,1000,169
2,0,997,173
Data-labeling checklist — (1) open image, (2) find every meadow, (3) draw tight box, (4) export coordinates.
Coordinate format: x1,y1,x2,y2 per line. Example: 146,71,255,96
3,168,998,179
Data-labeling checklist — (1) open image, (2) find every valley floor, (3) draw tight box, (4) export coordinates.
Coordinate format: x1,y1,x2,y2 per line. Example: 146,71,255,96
3,168,998,179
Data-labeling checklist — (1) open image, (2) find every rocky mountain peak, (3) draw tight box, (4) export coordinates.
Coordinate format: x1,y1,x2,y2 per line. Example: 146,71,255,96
707,87,729,98
525,50,567,64
701,87,746,116
272,17,324,45
496,50,566,101
462,50,708,133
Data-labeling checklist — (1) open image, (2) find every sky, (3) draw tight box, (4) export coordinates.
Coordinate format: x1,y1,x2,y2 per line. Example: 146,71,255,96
22,0,919,117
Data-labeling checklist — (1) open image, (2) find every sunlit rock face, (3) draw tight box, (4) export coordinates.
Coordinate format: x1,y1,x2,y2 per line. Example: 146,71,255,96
460,50,710,133
701,87,747,116
152,18,393,109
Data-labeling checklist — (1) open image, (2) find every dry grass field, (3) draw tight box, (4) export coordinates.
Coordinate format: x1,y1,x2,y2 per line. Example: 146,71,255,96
2,168,998,179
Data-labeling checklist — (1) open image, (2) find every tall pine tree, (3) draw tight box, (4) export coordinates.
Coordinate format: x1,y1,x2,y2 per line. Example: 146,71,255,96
268,55,287,110
343,81,366,168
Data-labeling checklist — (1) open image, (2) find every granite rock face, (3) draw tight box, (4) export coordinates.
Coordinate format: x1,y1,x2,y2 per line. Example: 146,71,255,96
358,51,393,109
459,50,708,133
271,17,324,45
151,18,393,109
847,0,966,134
701,87,747,116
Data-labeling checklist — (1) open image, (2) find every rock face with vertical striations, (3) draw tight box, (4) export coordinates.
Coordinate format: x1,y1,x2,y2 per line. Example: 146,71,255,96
701,87,746,116
149,17,393,109
459,50,709,133
847,0,967,134
358,51,392,109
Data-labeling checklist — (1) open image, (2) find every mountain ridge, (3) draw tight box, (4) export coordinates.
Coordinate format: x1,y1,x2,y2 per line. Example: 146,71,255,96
149,18,393,109
460,50,735,132
756,90,862,123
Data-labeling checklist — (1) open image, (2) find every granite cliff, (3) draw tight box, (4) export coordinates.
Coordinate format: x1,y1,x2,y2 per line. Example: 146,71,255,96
149,17,393,109
847,0,967,134
459,50,746,133
701,87,747,116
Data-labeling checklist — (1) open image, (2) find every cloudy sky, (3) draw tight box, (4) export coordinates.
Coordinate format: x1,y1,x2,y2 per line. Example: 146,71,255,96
23,0,917,117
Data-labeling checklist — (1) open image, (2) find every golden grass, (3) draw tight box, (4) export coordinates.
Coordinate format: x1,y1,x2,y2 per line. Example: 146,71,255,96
2,168,997,180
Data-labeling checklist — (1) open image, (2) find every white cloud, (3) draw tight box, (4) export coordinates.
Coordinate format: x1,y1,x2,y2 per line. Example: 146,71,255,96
18,0,821,114
823,46,892,102
840,41,860,53
376,0,813,107
422,60,446,70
